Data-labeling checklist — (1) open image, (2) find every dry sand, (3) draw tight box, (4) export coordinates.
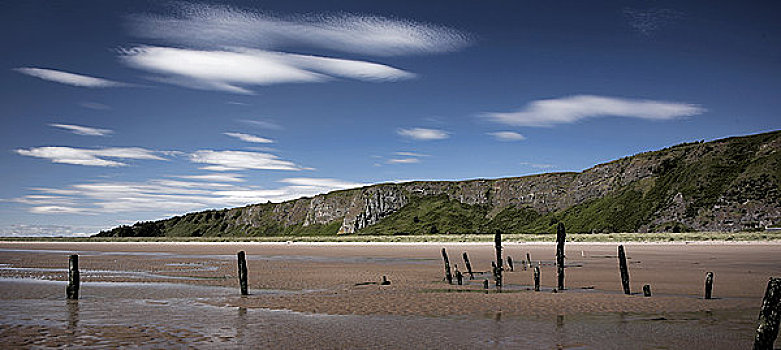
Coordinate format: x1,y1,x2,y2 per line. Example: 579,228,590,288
0,241,779,348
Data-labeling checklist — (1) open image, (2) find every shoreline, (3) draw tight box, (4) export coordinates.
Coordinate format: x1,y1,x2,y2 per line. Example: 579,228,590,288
3,240,781,246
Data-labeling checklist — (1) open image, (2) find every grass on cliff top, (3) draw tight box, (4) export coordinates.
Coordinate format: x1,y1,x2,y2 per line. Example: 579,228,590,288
4,231,781,243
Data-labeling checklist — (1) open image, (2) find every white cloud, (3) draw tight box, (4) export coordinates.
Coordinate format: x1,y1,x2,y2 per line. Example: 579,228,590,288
483,95,706,127
280,177,366,189
190,150,304,171
118,46,414,94
50,123,113,136
238,119,283,130
128,3,471,56
16,177,366,215
224,132,274,143
80,102,111,110
14,67,128,88
397,127,450,140
394,151,429,157
15,146,166,167
0,224,96,237
489,131,526,141
387,158,421,164
520,162,554,169
175,173,246,182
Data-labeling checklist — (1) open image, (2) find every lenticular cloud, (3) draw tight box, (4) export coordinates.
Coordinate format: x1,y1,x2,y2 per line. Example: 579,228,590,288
128,3,471,56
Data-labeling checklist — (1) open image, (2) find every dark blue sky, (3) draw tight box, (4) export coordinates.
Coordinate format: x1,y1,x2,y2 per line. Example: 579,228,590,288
1,1,779,236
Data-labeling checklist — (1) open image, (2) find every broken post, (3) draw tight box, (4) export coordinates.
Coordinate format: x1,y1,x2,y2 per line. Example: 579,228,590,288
455,265,463,285
526,252,532,268
237,251,248,295
754,277,781,350
643,284,652,297
534,266,540,291
705,272,714,299
66,254,79,300
618,245,630,295
381,276,391,285
483,279,489,290
494,231,503,290
556,222,566,290
507,256,514,272
462,252,474,280
442,248,453,284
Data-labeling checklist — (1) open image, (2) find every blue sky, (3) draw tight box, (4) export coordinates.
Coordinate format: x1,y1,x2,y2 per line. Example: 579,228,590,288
1,1,779,236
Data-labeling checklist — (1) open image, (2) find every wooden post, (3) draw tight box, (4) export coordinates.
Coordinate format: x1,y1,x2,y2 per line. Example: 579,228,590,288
507,256,514,272
526,252,532,268
556,222,566,290
618,245,630,295
534,266,540,291
494,231,503,290
66,254,79,300
462,252,474,280
643,284,651,297
442,248,453,284
483,279,489,290
237,251,248,295
455,266,463,286
705,272,714,299
754,277,781,350
381,276,391,285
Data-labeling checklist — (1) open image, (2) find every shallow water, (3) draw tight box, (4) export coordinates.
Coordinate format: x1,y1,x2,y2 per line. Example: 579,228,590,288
0,277,759,349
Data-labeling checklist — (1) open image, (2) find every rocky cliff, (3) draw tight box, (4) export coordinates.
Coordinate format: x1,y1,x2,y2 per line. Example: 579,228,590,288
97,130,781,237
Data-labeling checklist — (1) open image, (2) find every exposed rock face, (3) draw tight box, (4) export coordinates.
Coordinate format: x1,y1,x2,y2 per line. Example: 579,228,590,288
97,130,781,237
339,185,409,233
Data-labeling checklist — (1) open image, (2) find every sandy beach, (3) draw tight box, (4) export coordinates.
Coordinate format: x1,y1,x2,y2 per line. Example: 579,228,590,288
1,241,779,348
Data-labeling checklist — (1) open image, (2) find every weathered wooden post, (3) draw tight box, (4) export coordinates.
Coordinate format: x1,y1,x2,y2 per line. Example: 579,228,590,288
381,276,391,285
705,272,714,299
534,266,540,291
643,284,652,297
483,279,489,290
618,245,630,295
507,256,514,272
442,248,453,284
494,231,503,290
526,252,532,268
754,277,781,350
462,252,474,280
237,251,248,295
556,222,566,290
66,254,79,300
455,265,463,285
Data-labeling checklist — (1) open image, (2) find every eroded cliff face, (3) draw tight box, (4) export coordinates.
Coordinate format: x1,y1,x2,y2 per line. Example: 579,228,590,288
98,130,781,237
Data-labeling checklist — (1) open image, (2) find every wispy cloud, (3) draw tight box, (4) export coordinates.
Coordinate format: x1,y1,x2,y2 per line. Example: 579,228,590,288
520,162,554,169
397,127,450,140
190,150,305,171
14,67,128,88
394,151,429,157
623,8,683,36
224,132,274,143
15,146,166,167
174,173,246,182
118,46,414,94
80,102,111,110
128,3,471,56
238,119,283,130
15,177,366,215
483,95,706,127
50,123,113,137
387,158,421,164
489,131,526,141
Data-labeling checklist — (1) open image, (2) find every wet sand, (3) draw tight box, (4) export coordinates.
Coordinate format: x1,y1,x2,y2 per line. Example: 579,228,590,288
0,241,779,348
